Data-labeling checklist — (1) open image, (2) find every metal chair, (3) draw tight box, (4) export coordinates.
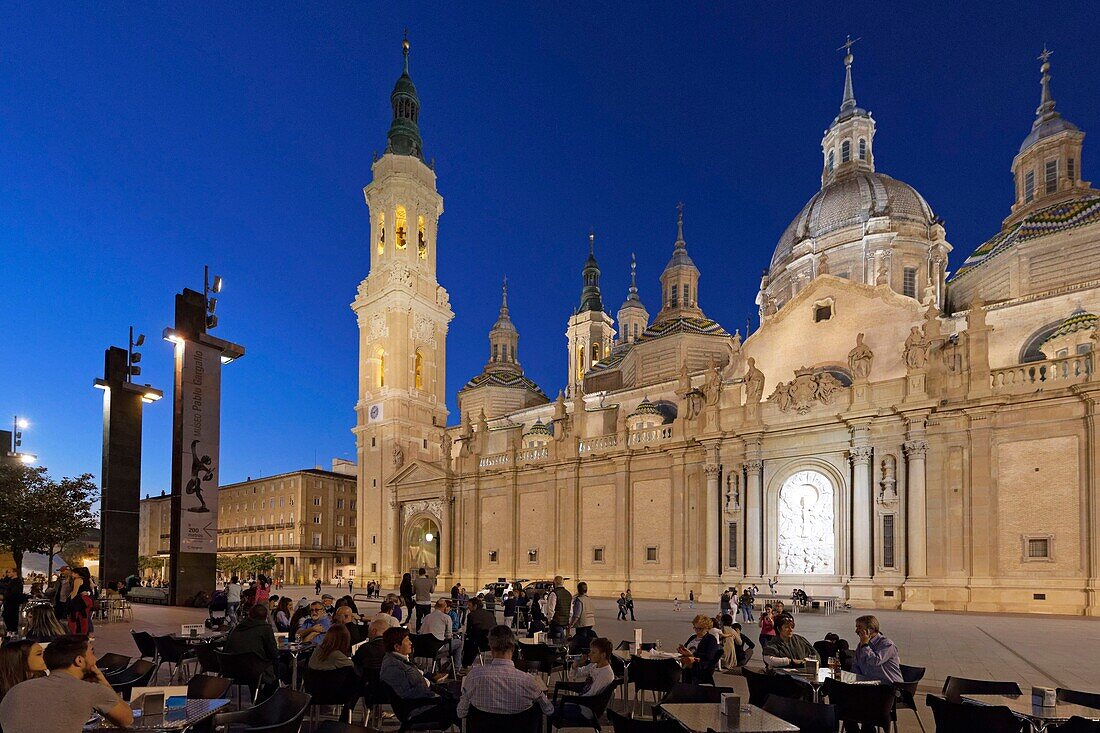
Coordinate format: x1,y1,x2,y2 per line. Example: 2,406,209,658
109,659,157,700
303,666,360,727
130,629,158,662
942,676,1023,703
627,655,680,715
1053,717,1100,733
466,704,544,733
741,666,813,707
409,633,446,675
215,650,273,707
193,641,222,675
377,679,455,733
152,634,197,684
895,664,927,733
813,640,839,662
548,679,622,731
822,676,897,733
762,695,838,733
1059,688,1100,711
210,687,311,733
186,672,232,699
316,723,378,733
926,693,1027,733
519,642,566,683
96,652,132,675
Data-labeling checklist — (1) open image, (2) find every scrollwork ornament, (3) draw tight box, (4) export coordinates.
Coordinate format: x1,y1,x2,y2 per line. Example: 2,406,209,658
848,446,873,466
903,440,928,458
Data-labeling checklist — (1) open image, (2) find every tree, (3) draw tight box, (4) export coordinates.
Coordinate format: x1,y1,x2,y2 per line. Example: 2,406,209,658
0,464,49,578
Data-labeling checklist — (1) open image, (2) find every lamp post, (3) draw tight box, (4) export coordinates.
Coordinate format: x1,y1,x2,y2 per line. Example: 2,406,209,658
94,329,162,587
2,416,36,466
166,266,244,606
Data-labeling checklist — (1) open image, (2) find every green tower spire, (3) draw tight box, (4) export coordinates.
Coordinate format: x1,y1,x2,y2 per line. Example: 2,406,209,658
386,33,424,159
579,230,604,312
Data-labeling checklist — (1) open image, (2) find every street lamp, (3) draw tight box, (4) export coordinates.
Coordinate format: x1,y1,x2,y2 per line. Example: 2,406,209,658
8,416,36,465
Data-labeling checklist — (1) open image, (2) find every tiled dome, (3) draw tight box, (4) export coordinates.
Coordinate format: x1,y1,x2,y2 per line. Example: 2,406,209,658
771,171,936,272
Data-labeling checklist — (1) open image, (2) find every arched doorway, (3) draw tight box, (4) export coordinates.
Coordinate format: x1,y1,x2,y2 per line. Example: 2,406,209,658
777,470,835,574
405,514,440,577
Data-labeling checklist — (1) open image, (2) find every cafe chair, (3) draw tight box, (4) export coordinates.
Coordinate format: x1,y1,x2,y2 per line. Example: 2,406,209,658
628,655,681,715
96,652,132,674
518,643,566,683
211,687,311,733
465,704,544,733
606,707,682,733
461,629,489,668
194,641,223,675
1052,717,1100,733
762,696,838,733
926,694,1025,733
303,666,361,727
316,722,380,733
608,652,628,700
186,673,232,699
812,640,839,662
215,650,273,707
894,664,927,733
409,633,446,675
153,634,198,684
548,679,622,731
1058,688,1100,711
741,667,813,708
109,659,157,700
822,676,897,733
131,629,159,663
659,682,733,706
377,680,453,733
942,676,1023,703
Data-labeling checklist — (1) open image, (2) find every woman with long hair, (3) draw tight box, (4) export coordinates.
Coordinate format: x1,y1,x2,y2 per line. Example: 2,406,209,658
399,573,415,625
23,604,67,642
67,567,95,634
274,597,293,633
288,605,310,640
0,640,47,703
254,574,270,604
307,622,353,671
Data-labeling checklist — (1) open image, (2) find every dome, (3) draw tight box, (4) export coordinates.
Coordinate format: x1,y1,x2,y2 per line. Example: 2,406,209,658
771,171,936,272
1019,115,1078,154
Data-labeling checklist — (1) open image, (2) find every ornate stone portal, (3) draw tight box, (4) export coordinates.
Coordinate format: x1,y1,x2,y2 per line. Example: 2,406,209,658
777,470,836,574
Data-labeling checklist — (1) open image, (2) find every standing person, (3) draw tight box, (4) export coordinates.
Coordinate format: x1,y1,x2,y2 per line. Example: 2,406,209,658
673,597,681,612
314,577,322,596
759,606,776,650
625,590,637,620
0,635,134,733
1,569,25,636
688,589,695,609
50,566,72,622
450,581,460,600
502,591,517,628
66,567,95,635
719,589,731,619
348,578,353,595
225,576,242,625
568,582,596,653
851,615,903,683
547,576,572,641
399,573,416,627
616,593,627,620
254,575,270,605
413,568,434,632
740,587,755,622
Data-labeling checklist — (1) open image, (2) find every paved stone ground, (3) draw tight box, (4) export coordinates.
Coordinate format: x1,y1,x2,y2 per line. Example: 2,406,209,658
93,586,1100,732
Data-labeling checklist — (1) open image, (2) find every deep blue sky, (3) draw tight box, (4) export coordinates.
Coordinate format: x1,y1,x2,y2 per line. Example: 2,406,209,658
2,3,1098,496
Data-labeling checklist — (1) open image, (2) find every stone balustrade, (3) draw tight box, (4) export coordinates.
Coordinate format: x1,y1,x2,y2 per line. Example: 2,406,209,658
516,446,549,463
478,452,511,469
628,425,674,446
578,434,618,454
991,353,1092,393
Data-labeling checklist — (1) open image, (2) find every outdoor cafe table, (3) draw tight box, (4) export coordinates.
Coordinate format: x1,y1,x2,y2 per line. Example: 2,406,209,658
280,640,313,689
963,694,1100,731
773,666,882,701
86,697,229,730
659,702,799,733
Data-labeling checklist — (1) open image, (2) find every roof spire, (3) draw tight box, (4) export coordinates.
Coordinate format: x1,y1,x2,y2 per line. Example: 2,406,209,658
630,253,638,295
838,35,860,112
589,229,595,255
579,231,604,312
385,31,424,159
675,201,685,248
1037,46,1056,119
500,275,509,316
402,28,410,73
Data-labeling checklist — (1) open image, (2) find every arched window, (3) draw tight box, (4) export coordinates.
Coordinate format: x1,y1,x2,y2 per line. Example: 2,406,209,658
575,343,585,382
395,206,408,249
376,213,385,255
492,343,498,362
684,284,691,305
377,348,386,388
828,150,835,171
858,138,867,160
841,140,851,163
414,350,424,390
670,284,678,307
417,215,427,260
591,341,601,364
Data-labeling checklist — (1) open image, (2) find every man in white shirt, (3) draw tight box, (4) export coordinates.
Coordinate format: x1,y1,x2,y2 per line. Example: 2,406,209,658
371,600,401,629
550,637,616,728
421,598,462,670
225,576,242,624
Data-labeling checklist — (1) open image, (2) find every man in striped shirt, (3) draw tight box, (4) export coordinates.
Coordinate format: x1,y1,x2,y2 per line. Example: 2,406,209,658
457,625,555,718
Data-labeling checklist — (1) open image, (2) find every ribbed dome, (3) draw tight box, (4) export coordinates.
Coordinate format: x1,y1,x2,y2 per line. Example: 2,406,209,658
771,171,936,272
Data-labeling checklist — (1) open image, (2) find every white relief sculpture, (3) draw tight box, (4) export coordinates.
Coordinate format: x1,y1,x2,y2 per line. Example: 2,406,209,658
413,314,436,345
367,313,389,342
777,470,835,574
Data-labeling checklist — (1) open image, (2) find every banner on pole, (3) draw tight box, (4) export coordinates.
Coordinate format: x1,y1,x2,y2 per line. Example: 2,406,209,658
177,341,221,553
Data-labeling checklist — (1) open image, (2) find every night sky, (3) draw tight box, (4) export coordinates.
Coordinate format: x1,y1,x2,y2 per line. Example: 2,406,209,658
2,2,1098,495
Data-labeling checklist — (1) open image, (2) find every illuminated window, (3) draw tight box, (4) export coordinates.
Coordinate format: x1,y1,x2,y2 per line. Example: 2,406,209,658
414,350,424,390
417,215,427,260
395,206,408,249
376,213,385,255
591,341,600,364
576,343,585,382
378,349,386,388
841,140,851,163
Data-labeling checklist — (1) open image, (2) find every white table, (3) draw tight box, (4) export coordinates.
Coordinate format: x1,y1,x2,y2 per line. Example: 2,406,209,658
661,702,799,732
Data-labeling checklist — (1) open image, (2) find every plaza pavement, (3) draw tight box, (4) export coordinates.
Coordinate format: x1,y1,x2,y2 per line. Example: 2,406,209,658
94,585,1100,732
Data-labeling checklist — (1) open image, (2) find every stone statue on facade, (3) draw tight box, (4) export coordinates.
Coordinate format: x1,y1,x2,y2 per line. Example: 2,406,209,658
725,470,740,512
817,251,829,275
848,332,874,379
904,325,930,370
723,330,745,379
744,357,765,403
392,443,405,470
704,357,723,406
814,371,844,404
769,368,846,414
878,454,898,506
769,381,793,411
438,431,452,465
459,414,474,456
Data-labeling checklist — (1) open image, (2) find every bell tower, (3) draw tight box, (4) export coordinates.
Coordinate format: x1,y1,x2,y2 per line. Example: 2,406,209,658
353,36,453,585
566,232,615,396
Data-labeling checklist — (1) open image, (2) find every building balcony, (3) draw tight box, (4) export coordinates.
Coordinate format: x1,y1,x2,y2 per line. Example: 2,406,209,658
991,353,1091,394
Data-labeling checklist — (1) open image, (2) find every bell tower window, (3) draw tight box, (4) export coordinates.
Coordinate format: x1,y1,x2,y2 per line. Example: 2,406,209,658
376,213,386,255
858,138,867,160
395,206,408,249
841,140,851,163
377,348,386,389
575,343,585,382
903,267,917,298
591,341,600,364
417,215,427,260
1024,171,1035,203
828,150,835,171
1068,158,1076,182
1045,159,1058,194
414,350,424,390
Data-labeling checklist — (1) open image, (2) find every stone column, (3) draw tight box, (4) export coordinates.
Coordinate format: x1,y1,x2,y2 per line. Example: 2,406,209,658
849,447,874,599
439,493,452,582
903,441,928,577
389,488,401,582
704,463,721,577
744,459,764,579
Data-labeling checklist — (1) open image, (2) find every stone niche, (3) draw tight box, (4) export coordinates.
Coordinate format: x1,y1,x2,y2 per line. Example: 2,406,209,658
777,470,836,574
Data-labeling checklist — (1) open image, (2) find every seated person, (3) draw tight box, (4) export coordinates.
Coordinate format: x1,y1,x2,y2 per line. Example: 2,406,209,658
308,622,355,671
224,603,282,687
296,602,332,646
333,606,366,645
372,600,400,629
851,615,902,683
353,618,391,679
0,634,133,733
763,615,818,669
731,622,756,667
678,614,722,684
379,626,458,728
0,640,47,703
420,598,462,669
461,596,496,668
526,592,548,637
457,625,554,718
552,637,615,700
22,604,68,643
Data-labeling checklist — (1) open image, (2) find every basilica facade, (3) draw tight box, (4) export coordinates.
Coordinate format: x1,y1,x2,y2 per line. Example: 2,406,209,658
353,40,1100,615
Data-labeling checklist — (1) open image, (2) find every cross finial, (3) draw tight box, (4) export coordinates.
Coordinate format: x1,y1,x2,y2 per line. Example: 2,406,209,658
675,202,685,243
588,229,595,255
838,35,860,56
1038,46,1052,64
